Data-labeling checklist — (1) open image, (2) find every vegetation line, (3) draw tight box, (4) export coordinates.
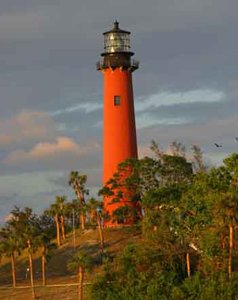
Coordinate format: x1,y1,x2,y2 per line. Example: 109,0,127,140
0,282,93,290
0,141,238,299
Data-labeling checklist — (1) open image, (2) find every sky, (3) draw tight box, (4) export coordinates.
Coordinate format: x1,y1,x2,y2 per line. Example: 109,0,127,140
0,0,238,222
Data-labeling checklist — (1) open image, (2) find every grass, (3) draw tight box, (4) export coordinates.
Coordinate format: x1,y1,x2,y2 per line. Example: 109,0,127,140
0,284,91,300
0,226,142,299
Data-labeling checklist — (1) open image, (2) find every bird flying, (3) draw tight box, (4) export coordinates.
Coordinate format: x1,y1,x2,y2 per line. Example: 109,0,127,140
214,143,222,148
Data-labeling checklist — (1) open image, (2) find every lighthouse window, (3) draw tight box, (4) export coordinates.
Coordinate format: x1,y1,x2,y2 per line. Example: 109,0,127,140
114,95,121,106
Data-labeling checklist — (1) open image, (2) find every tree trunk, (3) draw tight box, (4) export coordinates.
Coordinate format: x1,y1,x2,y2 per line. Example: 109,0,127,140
78,266,84,300
79,191,85,205
27,240,36,299
97,215,104,249
42,253,46,286
186,251,191,278
80,214,85,231
90,209,96,225
55,214,61,246
221,233,226,249
78,191,85,230
228,223,234,279
72,209,76,249
60,215,66,241
10,253,16,288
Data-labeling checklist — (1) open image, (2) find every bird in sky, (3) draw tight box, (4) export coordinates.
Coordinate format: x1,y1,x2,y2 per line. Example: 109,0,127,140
214,143,222,148
235,137,238,142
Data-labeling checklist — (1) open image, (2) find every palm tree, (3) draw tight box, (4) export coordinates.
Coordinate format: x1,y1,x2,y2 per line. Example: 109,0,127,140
65,199,80,248
28,214,56,286
16,208,38,299
86,198,104,249
55,196,67,241
45,201,62,247
69,172,88,230
1,208,36,288
67,251,92,300
37,233,56,285
0,228,20,288
26,239,36,299
6,207,39,299
0,242,3,265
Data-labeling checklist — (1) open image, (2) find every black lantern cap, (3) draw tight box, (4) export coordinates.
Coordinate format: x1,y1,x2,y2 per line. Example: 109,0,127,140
103,20,130,35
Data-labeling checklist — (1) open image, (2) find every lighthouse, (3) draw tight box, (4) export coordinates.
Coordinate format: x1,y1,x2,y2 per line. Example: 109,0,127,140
97,21,139,226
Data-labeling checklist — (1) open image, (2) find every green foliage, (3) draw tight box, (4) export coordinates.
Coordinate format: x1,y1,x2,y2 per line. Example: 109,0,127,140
1,144,238,300
68,172,89,203
67,250,93,273
180,273,238,300
92,148,238,299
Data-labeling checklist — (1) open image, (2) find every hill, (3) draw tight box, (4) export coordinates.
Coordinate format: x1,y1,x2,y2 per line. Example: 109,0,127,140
0,226,141,299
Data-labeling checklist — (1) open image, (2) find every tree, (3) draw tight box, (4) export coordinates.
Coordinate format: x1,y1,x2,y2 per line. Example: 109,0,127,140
170,140,186,157
65,199,81,248
86,198,104,249
0,227,21,288
45,197,66,247
91,150,238,299
36,215,57,285
68,251,92,300
55,196,67,241
191,144,207,173
6,207,40,299
37,233,56,285
99,158,143,225
69,172,88,230
216,193,238,278
209,156,238,278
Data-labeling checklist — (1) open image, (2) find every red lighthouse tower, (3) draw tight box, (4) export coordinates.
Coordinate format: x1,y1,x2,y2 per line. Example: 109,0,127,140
97,21,139,226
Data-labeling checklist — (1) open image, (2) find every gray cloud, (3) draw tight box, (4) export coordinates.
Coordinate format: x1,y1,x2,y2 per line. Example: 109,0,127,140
0,110,58,150
0,0,237,221
138,115,238,164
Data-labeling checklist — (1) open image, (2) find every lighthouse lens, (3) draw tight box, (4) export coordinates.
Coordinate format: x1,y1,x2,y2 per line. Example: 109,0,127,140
104,33,130,53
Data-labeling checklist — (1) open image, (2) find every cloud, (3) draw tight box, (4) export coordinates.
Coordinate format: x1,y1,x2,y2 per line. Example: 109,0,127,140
138,115,238,166
26,137,83,158
0,167,102,225
136,89,225,112
136,114,190,129
0,110,58,149
139,115,238,144
0,110,101,174
4,136,99,165
135,89,226,128
0,10,45,38
0,0,237,223
51,102,102,116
